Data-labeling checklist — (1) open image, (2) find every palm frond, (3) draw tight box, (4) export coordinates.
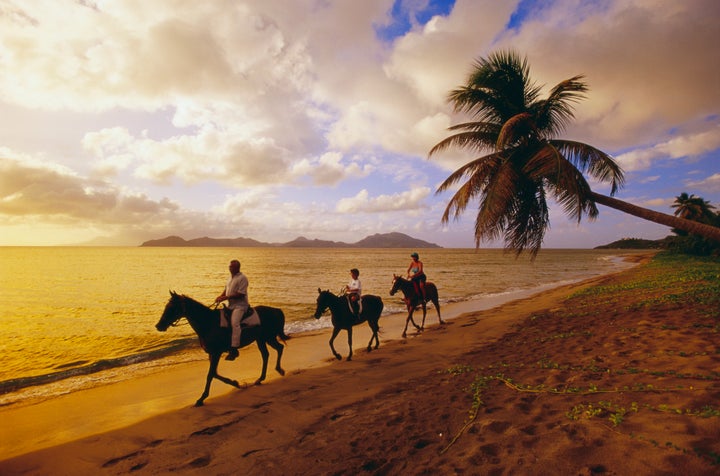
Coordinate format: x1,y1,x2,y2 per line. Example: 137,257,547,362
551,140,625,194
503,181,549,257
534,75,588,137
497,112,535,150
428,123,500,158
467,159,528,251
437,154,503,221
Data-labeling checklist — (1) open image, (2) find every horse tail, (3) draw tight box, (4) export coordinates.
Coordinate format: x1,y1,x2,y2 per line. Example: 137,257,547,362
276,308,291,343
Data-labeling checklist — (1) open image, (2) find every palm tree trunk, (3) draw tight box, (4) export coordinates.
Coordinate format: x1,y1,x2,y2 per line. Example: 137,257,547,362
590,192,720,242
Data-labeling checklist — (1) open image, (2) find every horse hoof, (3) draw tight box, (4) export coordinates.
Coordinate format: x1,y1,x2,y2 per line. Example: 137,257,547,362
277,368,286,376
334,354,342,361
231,380,240,388
402,332,407,338
254,379,263,386
194,400,205,407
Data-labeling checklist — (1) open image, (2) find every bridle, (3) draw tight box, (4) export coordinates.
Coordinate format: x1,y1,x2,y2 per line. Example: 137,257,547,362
165,296,191,328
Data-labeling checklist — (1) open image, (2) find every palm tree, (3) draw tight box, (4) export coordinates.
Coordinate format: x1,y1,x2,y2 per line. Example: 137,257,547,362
671,193,716,222
429,50,720,255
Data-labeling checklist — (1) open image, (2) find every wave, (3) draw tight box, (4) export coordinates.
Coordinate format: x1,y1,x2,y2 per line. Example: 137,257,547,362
0,338,197,398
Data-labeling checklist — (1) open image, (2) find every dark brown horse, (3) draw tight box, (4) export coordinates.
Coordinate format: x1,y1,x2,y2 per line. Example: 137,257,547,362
155,291,289,406
313,289,383,361
390,275,444,338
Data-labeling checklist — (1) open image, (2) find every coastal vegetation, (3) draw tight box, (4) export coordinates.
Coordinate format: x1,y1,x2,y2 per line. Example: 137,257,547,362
443,251,720,469
596,193,720,255
430,50,720,256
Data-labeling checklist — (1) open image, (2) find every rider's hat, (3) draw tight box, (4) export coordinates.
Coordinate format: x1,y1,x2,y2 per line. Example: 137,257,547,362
410,252,419,258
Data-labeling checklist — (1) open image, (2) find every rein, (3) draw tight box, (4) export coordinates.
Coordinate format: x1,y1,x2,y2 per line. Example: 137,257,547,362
168,297,218,328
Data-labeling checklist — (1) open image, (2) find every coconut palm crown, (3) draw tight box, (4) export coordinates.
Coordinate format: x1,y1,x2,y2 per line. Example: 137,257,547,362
430,50,720,256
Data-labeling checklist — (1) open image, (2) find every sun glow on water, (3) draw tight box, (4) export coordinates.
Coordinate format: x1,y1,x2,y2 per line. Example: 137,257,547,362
0,246,636,400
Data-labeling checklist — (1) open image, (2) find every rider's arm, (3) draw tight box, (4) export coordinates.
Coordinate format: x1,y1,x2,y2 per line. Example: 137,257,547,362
215,291,227,303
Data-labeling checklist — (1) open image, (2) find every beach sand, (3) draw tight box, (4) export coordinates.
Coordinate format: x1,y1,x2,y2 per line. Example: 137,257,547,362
1,253,718,475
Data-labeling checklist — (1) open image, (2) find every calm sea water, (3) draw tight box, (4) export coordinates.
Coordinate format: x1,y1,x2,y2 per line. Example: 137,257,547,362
0,247,636,406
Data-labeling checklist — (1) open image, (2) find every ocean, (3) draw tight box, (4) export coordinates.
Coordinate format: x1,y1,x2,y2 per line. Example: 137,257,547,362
0,247,637,407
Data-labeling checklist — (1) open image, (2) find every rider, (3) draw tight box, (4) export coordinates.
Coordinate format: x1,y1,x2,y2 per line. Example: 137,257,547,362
215,259,249,361
406,252,426,302
345,268,362,317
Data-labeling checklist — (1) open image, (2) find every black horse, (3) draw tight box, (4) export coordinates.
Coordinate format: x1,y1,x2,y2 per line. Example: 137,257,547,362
390,275,444,338
155,291,290,406
313,289,384,361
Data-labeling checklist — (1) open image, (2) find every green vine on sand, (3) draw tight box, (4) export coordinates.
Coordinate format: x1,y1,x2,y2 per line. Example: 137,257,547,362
439,370,716,455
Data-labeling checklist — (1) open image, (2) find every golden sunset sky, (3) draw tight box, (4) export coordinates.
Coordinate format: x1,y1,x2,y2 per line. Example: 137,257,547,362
0,0,718,247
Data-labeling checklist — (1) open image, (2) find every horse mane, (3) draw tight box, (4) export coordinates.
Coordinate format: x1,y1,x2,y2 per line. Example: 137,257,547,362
175,293,216,319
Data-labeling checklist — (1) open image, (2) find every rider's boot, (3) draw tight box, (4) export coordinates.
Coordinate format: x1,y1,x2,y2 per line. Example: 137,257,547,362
225,347,240,361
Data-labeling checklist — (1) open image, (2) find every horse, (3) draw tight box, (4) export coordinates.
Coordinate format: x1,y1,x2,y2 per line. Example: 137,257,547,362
313,289,384,361
389,275,444,338
155,291,290,406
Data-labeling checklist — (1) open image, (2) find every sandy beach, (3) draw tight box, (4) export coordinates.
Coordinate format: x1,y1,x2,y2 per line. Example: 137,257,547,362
1,252,718,475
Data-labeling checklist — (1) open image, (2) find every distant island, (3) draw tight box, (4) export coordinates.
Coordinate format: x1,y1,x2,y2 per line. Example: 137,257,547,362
594,237,669,250
140,232,442,248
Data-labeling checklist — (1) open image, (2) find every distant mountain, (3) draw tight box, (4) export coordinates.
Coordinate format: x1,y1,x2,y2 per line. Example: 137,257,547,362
140,235,266,247
281,236,351,248
140,232,441,248
355,232,439,248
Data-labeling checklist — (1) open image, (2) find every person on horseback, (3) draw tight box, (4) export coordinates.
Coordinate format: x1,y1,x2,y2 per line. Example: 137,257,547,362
345,268,362,318
214,259,250,361
406,252,427,302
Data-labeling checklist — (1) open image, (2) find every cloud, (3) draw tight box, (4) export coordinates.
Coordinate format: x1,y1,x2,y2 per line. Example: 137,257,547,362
615,125,720,172
0,0,718,248
290,152,374,186
336,187,431,213
0,156,178,223
495,0,720,150
686,173,720,194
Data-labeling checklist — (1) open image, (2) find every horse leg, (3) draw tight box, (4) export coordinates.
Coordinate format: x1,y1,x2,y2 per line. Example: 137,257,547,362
254,340,270,385
213,358,242,387
420,302,428,330
267,337,286,377
434,297,444,324
346,327,353,361
197,353,239,407
367,320,380,351
403,307,420,338
329,327,342,360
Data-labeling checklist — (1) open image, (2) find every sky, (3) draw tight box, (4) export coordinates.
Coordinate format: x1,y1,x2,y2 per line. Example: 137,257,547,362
0,0,718,248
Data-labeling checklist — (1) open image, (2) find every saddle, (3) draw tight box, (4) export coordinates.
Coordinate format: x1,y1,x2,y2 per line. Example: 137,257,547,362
220,306,259,328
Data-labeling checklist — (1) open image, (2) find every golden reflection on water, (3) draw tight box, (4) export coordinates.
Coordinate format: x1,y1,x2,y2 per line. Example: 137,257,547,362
0,247,629,383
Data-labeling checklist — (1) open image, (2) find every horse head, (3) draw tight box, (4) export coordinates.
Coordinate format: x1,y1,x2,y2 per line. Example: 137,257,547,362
156,290,185,331
314,288,334,319
389,274,402,296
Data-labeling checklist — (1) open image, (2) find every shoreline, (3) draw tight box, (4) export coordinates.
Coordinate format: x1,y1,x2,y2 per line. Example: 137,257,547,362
0,256,648,463
0,256,637,409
